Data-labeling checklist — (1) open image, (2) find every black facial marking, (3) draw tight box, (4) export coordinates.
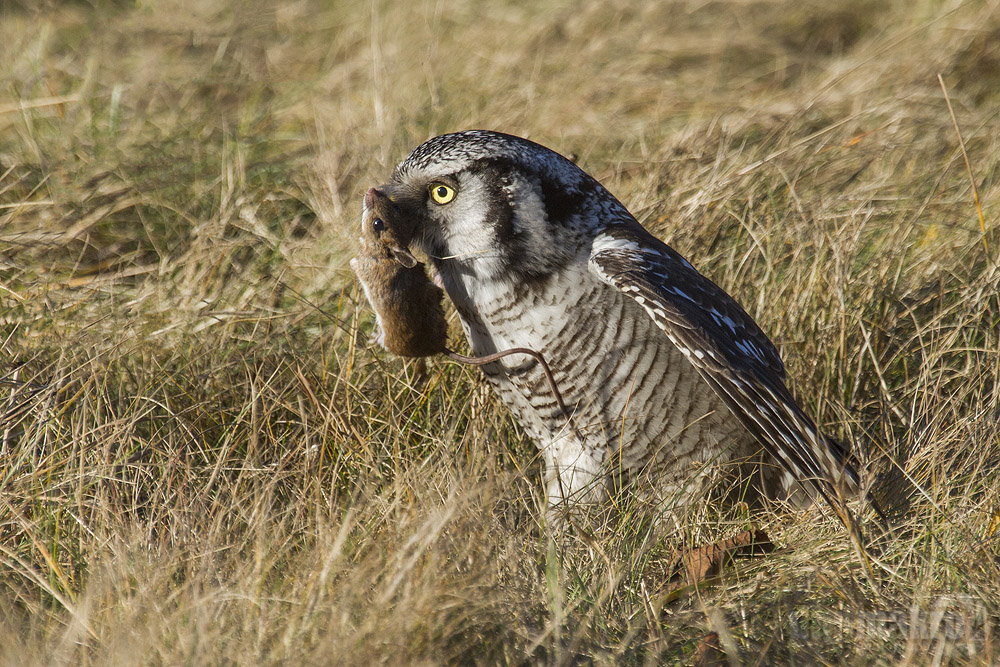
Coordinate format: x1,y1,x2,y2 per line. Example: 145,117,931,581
538,175,582,228
467,158,517,249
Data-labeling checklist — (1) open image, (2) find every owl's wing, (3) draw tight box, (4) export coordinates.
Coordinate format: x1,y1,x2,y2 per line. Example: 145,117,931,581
588,222,859,504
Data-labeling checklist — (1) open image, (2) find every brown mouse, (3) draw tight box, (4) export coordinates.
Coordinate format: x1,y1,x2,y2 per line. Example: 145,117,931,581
350,187,447,357
350,187,569,416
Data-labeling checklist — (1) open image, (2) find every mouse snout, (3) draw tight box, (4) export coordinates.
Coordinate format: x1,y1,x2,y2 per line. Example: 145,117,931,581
364,187,380,210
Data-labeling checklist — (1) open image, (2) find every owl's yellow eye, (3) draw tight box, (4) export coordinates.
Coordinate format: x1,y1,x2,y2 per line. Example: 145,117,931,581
429,183,456,205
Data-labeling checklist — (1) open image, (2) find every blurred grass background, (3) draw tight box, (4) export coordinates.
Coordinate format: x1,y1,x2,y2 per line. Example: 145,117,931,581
1,0,998,663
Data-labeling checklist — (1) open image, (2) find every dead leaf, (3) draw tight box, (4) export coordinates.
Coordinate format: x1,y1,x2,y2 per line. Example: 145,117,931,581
661,527,775,600
693,631,726,666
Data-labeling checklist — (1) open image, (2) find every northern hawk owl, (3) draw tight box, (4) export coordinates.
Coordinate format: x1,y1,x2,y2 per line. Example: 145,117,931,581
373,130,858,512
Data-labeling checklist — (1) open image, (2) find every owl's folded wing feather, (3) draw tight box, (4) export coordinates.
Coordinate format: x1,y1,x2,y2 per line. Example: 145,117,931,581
588,222,859,506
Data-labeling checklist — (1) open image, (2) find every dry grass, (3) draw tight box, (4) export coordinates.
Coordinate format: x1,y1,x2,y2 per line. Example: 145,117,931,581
1,0,999,663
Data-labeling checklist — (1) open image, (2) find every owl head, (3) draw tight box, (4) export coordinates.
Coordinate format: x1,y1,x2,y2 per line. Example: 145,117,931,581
373,130,631,286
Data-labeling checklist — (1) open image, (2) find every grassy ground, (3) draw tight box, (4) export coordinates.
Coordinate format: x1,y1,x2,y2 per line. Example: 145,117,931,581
1,0,999,663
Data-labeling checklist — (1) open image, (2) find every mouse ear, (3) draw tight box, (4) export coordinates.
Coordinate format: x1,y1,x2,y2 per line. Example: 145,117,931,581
391,247,418,268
